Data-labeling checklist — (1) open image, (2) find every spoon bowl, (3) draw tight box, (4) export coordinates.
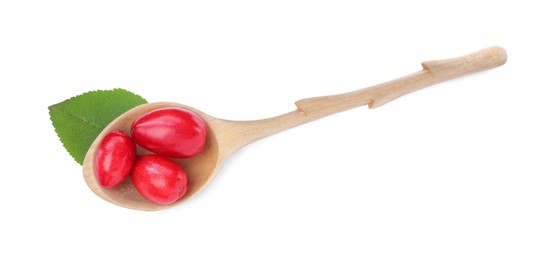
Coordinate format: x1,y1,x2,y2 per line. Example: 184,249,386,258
83,103,222,210
83,46,507,210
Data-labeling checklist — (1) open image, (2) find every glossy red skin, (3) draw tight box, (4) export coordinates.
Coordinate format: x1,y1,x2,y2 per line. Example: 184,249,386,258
131,155,188,205
94,130,136,189
131,107,207,158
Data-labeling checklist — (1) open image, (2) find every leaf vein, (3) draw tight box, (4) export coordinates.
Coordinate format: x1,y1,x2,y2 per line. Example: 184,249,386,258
51,106,104,130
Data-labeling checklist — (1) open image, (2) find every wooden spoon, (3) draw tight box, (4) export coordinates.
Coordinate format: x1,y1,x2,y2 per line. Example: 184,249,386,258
83,46,507,210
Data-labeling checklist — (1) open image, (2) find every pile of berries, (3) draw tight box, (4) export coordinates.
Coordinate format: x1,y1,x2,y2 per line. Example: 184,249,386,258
94,107,207,205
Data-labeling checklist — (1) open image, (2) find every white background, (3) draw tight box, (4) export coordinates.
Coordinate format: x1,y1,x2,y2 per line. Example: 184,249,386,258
1,1,552,259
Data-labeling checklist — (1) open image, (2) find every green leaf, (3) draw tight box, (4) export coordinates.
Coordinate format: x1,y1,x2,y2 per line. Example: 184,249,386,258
49,88,147,165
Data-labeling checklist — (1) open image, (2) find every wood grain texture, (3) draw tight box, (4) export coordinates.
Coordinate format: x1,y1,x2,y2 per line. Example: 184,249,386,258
83,46,507,210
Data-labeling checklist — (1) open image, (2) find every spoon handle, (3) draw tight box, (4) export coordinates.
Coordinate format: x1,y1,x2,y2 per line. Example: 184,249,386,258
295,46,507,113
218,46,507,155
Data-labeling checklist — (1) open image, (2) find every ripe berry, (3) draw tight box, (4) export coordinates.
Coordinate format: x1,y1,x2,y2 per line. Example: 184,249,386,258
94,130,136,189
131,107,207,158
131,155,188,204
